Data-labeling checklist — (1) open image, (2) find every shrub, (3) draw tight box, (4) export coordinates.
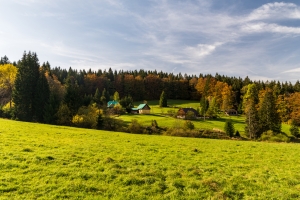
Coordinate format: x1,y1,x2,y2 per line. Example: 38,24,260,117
128,119,144,134
235,131,241,137
260,130,290,143
166,109,177,118
71,104,100,129
184,120,195,130
102,115,124,131
186,111,196,120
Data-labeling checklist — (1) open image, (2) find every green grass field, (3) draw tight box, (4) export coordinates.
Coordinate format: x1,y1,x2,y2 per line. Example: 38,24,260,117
1,118,300,199
120,100,291,137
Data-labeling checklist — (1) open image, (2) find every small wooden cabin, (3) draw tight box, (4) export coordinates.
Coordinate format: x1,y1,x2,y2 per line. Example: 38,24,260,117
107,100,119,108
177,108,199,119
225,109,238,116
131,104,151,114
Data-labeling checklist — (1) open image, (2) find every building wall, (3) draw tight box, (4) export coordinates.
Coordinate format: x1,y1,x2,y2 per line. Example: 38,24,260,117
139,109,150,114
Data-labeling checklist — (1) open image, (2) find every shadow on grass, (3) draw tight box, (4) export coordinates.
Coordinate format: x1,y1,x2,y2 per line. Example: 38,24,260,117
212,117,245,124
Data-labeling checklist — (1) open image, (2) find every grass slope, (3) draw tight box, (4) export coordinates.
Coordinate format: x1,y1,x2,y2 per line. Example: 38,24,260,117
122,100,291,136
1,118,300,199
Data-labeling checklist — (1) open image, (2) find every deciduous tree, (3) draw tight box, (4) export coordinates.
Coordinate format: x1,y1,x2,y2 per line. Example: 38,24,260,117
0,64,17,108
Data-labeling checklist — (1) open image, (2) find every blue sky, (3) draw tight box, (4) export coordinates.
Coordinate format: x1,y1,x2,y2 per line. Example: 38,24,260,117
1,0,300,82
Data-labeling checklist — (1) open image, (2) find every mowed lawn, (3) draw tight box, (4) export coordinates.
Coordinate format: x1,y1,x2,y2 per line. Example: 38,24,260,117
1,118,300,199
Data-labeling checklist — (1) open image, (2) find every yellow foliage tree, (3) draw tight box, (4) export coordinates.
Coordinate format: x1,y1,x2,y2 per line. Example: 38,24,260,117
0,64,17,108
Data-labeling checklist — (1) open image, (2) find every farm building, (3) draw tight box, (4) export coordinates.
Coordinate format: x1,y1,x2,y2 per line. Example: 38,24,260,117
107,100,119,108
177,108,199,119
225,109,238,116
131,104,151,114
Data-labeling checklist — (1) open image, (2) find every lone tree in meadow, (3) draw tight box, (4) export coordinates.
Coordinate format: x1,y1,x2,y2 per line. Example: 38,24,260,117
258,88,281,135
224,119,235,137
159,90,167,107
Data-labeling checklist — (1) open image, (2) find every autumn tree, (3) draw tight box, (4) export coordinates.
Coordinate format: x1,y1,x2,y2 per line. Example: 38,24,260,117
287,92,300,125
0,64,17,108
44,72,65,124
113,91,120,101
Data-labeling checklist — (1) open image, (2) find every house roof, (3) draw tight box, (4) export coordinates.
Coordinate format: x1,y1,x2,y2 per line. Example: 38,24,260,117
107,100,119,107
179,108,199,115
137,104,147,109
131,104,151,110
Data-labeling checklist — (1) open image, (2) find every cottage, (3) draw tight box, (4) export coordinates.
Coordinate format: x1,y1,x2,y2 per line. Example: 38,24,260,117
107,100,119,108
225,109,238,116
131,104,151,114
177,108,199,119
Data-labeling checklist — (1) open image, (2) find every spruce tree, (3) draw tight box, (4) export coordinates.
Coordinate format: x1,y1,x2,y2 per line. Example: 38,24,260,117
34,70,50,122
159,90,167,107
224,119,235,137
64,77,81,115
100,88,107,106
0,55,10,64
93,88,101,105
258,88,281,134
13,52,40,121
243,84,260,139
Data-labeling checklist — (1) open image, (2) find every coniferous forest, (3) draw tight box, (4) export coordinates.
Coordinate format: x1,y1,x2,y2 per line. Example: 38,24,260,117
1,52,300,140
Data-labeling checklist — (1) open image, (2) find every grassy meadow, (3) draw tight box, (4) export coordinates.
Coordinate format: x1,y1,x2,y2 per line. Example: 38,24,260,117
120,100,291,137
1,118,300,199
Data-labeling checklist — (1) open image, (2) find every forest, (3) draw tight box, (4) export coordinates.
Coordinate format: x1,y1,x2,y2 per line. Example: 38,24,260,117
0,51,300,140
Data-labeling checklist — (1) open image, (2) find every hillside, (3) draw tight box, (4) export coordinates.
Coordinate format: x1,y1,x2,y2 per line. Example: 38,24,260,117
0,118,300,199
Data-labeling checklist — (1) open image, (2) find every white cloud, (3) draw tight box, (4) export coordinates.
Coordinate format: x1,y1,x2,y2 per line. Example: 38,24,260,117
185,43,223,59
241,22,300,34
248,2,300,21
282,68,300,73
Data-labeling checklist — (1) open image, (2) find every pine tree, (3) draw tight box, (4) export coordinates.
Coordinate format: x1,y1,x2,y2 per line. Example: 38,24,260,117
13,52,40,121
0,55,10,64
243,84,260,139
44,94,59,124
64,77,81,115
258,88,281,134
34,70,50,122
93,88,101,105
159,90,167,107
224,119,235,137
100,88,107,106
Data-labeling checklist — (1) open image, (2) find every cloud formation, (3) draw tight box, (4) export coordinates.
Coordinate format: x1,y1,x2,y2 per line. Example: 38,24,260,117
1,1,300,82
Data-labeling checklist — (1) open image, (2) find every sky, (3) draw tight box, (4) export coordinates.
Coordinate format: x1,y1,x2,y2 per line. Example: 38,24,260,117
1,0,300,82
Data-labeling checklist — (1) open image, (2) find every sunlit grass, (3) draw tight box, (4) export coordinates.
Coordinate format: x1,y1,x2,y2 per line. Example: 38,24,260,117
0,118,299,199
